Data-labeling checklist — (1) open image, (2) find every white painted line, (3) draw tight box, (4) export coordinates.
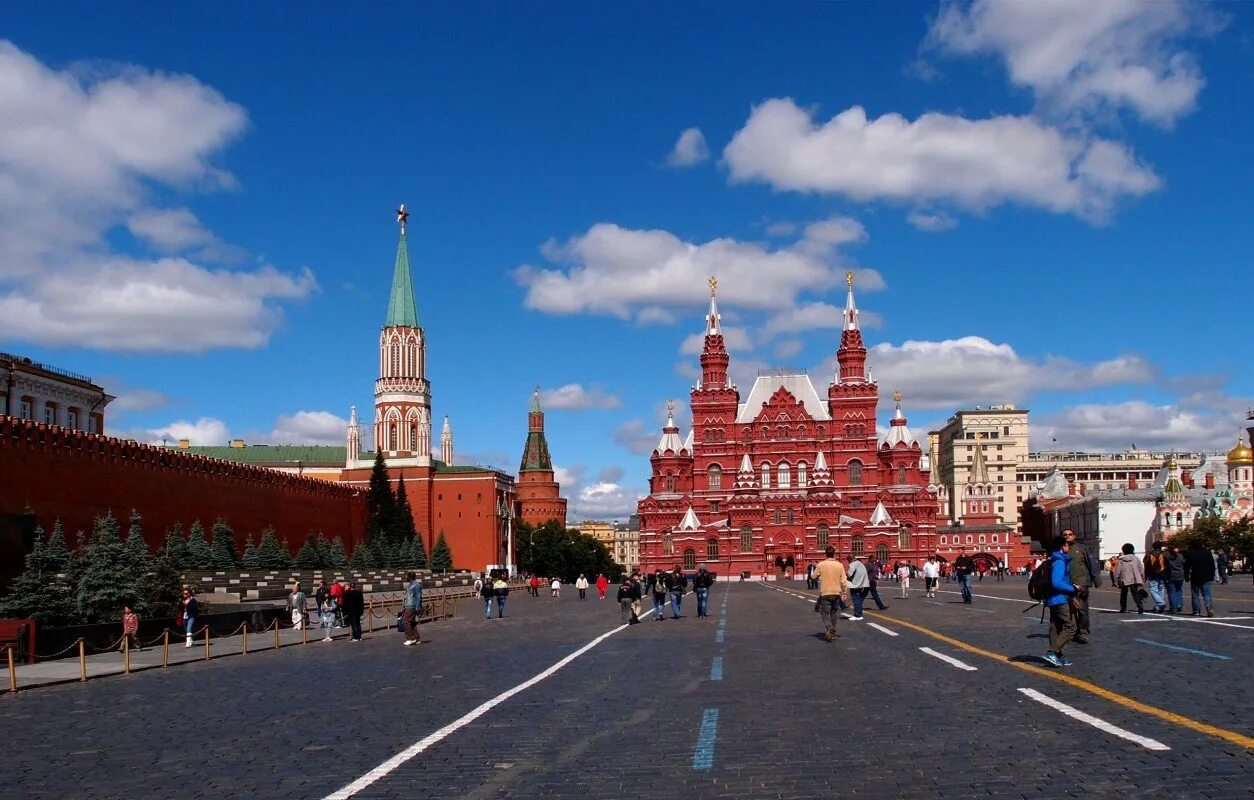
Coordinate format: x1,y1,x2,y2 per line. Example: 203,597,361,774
1119,617,1169,623
1018,688,1170,751
919,647,977,671
324,615,642,799
867,622,899,637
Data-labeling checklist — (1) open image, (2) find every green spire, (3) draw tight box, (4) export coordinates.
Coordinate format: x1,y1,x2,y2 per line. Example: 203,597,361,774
530,385,542,413
385,211,419,328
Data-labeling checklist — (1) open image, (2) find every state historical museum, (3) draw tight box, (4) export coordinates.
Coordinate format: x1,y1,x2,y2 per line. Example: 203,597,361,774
638,275,940,577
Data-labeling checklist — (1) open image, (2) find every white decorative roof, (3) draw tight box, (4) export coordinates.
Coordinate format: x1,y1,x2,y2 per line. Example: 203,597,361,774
814,450,829,471
678,506,701,530
868,500,894,526
884,402,916,447
682,427,694,454
735,372,831,423
844,275,859,331
655,406,683,454
1037,467,1071,500
739,453,753,473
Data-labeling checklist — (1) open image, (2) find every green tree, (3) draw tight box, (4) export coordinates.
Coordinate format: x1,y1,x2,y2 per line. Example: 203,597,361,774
0,523,77,624
209,519,238,570
348,540,375,570
294,533,327,569
390,475,418,545
239,533,259,569
118,510,152,611
255,526,293,570
430,531,454,572
183,520,214,571
76,513,129,622
365,450,395,545
144,532,185,620
517,521,621,583
326,535,349,570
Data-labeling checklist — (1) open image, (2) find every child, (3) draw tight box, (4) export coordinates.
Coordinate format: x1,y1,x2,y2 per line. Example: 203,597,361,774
122,605,142,652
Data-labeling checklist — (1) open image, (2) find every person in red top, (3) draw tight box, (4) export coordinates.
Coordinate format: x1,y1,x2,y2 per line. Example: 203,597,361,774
529,576,541,597
595,574,609,600
329,579,345,628
121,605,142,652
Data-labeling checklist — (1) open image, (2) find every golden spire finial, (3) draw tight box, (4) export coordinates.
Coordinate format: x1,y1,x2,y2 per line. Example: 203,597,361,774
893,389,902,404
667,399,676,412
708,275,718,296
845,270,854,289
975,432,984,441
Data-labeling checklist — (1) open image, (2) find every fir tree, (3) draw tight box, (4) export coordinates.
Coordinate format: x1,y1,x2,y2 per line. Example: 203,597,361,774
118,510,152,611
183,520,214,571
255,527,293,570
163,523,188,572
365,450,395,545
411,531,428,569
209,519,238,569
293,533,326,569
45,519,71,574
0,525,77,624
327,536,349,570
430,531,454,573
348,540,375,570
239,534,260,569
76,513,129,622
391,475,418,545
144,533,185,620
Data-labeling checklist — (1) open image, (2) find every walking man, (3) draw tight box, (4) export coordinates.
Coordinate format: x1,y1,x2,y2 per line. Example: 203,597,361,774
479,574,494,619
667,564,688,618
289,583,306,630
1165,543,1187,613
1183,542,1217,617
576,574,589,600
402,571,423,646
1216,549,1229,584
1143,541,1169,613
650,569,669,622
1042,536,1079,668
1061,529,1099,642
954,550,975,604
865,560,889,610
617,575,642,624
693,565,714,617
923,556,940,598
813,546,850,641
846,554,869,620
492,575,510,618
341,581,364,641
1114,543,1146,613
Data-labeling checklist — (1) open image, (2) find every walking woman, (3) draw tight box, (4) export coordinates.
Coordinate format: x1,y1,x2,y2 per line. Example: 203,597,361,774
341,581,365,641
179,588,198,648
576,574,589,600
1115,543,1147,613
896,562,911,599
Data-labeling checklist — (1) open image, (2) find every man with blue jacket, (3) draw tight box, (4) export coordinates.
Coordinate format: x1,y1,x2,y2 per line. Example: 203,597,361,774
1043,536,1080,667
402,571,424,646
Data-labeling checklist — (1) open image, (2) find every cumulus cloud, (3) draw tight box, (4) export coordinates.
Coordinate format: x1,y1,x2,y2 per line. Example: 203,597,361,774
763,301,883,338
857,336,1155,410
613,419,661,456
928,0,1216,126
541,383,623,411
515,215,883,322
0,40,315,352
723,99,1159,222
262,410,350,445
907,210,958,232
1036,401,1236,451
666,127,710,167
555,462,642,520
680,325,753,355
145,417,230,446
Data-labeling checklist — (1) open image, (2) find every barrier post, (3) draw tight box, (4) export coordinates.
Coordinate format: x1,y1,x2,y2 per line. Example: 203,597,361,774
123,634,130,675
242,623,248,655
78,639,87,682
204,626,210,661
368,599,374,633
301,620,307,645
162,630,169,667
7,645,16,693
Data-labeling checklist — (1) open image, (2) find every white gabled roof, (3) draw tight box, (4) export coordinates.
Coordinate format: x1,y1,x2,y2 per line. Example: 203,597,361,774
735,372,830,423
739,453,753,473
678,506,701,531
655,407,683,454
884,402,915,447
868,501,894,526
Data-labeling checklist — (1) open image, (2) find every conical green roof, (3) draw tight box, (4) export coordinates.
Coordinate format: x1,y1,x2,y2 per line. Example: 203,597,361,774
385,232,419,328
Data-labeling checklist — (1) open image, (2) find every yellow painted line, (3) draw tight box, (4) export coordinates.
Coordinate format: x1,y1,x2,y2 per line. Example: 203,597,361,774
864,609,1254,750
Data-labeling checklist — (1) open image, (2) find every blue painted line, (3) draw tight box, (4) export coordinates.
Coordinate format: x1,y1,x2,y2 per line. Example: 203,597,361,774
715,629,724,643
692,708,719,770
1134,638,1230,660
709,656,723,680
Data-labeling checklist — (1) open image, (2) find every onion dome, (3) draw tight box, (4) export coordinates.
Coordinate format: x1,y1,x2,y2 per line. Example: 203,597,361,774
1228,435,1253,466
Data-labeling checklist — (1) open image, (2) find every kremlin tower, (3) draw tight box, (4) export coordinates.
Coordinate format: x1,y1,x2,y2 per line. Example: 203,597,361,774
516,387,568,527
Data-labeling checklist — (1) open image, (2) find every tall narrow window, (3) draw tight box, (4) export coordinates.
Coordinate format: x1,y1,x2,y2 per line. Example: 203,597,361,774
876,544,890,564
852,535,865,557
665,534,674,555
786,509,795,524
683,548,697,570
389,423,398,451
848,460,863,486
410,423,418,451
778,463,791,489
706,538,719,559
773,509,782,525
761,463,771,489
740,526,753,552
708,464,722,490
897,466,907,484
390,343,400,376
798,462,807,487
899,526,911,549
666,473,675,492
816,524,829,548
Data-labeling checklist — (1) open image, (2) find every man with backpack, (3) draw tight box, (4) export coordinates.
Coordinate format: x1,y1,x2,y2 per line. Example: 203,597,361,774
617,575,641,624
953,551,975,604
1032,536,1080,667
1165,543,1187,614
402,571,423,646
1143,541,1168,613
1062,529,1099,643
667,565,688,618
692,566,715,617
650,569,669,622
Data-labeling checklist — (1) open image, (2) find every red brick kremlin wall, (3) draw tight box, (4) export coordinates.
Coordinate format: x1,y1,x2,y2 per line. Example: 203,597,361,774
0,417,367,553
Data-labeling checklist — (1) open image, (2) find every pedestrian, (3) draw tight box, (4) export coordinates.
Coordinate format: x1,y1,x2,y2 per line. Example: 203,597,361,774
996,560,1006,582
896,562,910,599
329,578,345,627
550,577,561,598
402,571,423,646
576,574,589,600
1061,529,1099,643
121,605,142,652
865,560,889,610
923,556,940,598
812,546,850,642
341,581,364,641
1143,541,1169,613
953,550,975,604
492,575,510,618
1041,536,1079,668
180,588,198,648
617,575,641,624
1114,543,1146,614
1107,555,1118,588
289,583,306,630
650,569,669,622
596,573,609,600
478,573,494,619
693,565,714,617
846,553,869,620
1216,549,1229,585
529,575,540,597
1165,542,1187,613
318,589,336,642
1183,542,1217,617
667,564,688,618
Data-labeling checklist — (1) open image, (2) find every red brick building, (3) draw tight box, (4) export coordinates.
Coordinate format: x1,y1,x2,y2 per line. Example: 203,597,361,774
515,388,567,528
638,274,940,577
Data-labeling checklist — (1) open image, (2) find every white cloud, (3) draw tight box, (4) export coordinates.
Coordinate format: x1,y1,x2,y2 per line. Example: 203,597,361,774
667,127,710,167
515,216,881,322
765,221,797,237
680,325,753,355
907,209,958,232
929,0,1215,126
613,419,660,456
723,99,1159,222
541,383,623,411
763,301,883,338
774,339,804,360
1036,401,1236,451
859,336,1155,410
0,40,314,352
571,481,641,520
145,417,230,446
263,410,349,445
108,386,169,413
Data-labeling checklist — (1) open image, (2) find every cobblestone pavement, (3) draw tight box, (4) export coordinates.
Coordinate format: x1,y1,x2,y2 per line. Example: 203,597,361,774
4,579,1252,799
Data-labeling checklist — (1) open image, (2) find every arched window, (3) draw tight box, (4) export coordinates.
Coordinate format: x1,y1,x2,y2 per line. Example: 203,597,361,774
979,534,986,544
389,422,398,451
410,422,418,451
773,509,783,525
965,535,973,544
899,526,911,549
876,544,890,564
683,548,697,570
981,501,989,513
798,462,808,487
940,535,947,546
740,526,753,552
708,464,722,490
665,473,675,492
817,524,830,548
761,426,770,439
852,535,865,557
761,463,771,489
778,463,791,489
664,534,674,555
992,534,999,544
390,343,400,376
898,467,907,484
1176,512,1183,526
706,538,719,559
779,426,789,439
849,460,863,486
787,509,795,524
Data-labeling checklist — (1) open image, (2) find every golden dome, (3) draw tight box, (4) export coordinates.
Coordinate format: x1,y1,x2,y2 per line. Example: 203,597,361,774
1228,436,1253,466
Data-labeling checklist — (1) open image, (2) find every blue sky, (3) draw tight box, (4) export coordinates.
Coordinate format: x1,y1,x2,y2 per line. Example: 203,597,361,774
2,2,1251,519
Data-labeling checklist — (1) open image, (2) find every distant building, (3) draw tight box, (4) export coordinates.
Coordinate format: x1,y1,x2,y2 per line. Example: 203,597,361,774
613,516,640,569
516,388,568,528
928,405,1029,532
1017,449,1209,495
577,520,615,546
1,352,112,434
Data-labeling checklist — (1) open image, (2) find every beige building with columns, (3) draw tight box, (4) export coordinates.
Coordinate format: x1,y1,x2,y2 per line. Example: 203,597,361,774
929,405,1030,532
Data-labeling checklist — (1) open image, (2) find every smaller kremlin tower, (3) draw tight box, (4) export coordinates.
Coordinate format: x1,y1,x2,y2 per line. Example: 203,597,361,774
516,387,568,527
